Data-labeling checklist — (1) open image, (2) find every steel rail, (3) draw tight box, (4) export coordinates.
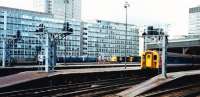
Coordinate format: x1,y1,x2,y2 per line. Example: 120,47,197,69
138,83,200,97
0,76,147,97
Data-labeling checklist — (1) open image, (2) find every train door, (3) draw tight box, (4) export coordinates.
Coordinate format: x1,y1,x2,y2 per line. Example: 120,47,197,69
141,54,145,68
146,53,153,68
153,55,158,68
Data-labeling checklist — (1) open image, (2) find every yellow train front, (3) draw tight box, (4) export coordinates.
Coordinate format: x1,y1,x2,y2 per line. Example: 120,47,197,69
141,50,160,69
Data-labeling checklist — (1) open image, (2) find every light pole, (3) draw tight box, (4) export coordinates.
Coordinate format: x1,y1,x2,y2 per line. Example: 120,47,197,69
162,34,167,78
64,0,67,65
124,1,130,69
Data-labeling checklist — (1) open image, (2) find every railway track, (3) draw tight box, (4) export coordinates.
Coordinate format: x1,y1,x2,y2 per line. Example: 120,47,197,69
138,83,200,97
0,76,149,97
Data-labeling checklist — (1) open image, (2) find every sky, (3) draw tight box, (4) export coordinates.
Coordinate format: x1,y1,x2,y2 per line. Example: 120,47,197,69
0,0,200,36
82,0,200,36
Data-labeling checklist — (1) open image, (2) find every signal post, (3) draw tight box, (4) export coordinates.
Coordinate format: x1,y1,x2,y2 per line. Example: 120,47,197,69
142,26,168,78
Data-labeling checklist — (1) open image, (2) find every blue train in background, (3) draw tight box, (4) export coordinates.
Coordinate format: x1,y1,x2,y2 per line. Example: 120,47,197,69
57,56,97,63
57,56,141,63
141,50,200,69
167,52,200,67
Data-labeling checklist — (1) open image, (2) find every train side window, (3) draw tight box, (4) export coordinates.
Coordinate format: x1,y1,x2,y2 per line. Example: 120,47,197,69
154,55,157,60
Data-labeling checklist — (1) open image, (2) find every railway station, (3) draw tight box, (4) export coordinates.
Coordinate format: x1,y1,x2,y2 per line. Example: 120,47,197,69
1,0,200,97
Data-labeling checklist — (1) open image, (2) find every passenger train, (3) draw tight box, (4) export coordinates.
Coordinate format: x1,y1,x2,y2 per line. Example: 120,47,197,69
5,55,140,65
110,56,140,63
141,50,200,69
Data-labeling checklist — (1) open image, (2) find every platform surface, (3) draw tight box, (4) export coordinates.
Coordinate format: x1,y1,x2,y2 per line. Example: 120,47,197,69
1,63,139,69
0,71,48,88
117,70,200,97
52,67,140,75
0,66,140,89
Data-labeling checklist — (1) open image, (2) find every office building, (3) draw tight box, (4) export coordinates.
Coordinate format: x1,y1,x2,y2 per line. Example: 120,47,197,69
0,6,139,63
189,6,200,35
33,0,47,12
45,0,81,20
82,20,139,60
33,0,81,20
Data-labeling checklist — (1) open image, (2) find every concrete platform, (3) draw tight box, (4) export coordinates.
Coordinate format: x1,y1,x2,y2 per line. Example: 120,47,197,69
2,63,139,69
57,62,139,65
0,66,140,89
117,70,200,97
53,67,140,75
0,71,48,88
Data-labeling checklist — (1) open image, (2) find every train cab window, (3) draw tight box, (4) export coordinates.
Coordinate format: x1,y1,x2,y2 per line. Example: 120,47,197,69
154,55,157,60
147,55,151,58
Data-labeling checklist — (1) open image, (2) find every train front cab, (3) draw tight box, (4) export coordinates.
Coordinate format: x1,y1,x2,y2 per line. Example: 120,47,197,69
110,56,118,63
141,51,160,69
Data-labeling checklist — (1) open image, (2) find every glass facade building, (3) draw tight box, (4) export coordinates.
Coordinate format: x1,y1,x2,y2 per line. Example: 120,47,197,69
82,20,139,60
0,6,139,63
